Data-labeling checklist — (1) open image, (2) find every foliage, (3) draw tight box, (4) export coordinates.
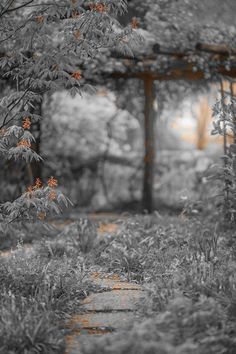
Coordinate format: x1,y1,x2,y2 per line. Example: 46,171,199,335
144,0,236,50
0,0,139,223
0,291,65,354
0,239,100,353
80,295,236,354
211,79,236,222
1,212,236,353
49,218,99,255
0,177,72,224
77,213,236,354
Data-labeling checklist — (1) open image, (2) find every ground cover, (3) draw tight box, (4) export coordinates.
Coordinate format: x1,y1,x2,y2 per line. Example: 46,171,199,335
0,212,236,354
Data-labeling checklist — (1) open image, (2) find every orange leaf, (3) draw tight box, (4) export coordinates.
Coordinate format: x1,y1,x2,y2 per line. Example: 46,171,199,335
17,139,31,148
131,17,139,29
71,70,82,80
74,30,81,40
22,117,31,130
34,178,43,189
35,15,44,24
47,176,58,188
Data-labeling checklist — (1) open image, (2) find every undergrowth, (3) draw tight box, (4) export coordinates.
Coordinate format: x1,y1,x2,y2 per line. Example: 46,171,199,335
1,212,236,354
0,240,99,354
80,213,236,354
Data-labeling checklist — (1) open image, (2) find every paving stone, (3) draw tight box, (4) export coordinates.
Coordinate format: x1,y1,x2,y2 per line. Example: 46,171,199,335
67,311,139,331
92,278,141,290
81,289,143,312
90,272,141,290
65,268,144,353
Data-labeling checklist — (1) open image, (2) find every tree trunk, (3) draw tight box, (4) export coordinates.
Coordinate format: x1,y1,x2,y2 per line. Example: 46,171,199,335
30,101,42,182
142,76,155,213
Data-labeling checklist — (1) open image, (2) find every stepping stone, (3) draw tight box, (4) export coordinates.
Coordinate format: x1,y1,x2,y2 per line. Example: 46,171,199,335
65,311,139,354
65,271,145,354
67,312,139,332
90,272,141,290
81,289,142,312
92,278,141,290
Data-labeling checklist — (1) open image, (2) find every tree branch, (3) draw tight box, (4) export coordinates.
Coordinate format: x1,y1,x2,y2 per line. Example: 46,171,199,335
0,0,34,17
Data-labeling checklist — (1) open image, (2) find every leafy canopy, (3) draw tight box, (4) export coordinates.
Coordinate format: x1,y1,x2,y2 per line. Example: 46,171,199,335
0,0,138,222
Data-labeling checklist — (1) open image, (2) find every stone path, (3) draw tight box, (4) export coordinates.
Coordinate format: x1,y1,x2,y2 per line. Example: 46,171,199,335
65,272,144,354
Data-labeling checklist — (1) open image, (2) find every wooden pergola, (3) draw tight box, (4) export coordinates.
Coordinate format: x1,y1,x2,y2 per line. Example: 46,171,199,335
107,42,236,212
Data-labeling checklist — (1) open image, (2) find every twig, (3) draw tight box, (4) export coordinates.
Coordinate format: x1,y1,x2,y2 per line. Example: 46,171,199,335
0,0,34,17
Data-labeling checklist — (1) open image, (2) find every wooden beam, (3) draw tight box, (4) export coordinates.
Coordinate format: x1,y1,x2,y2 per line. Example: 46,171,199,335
143,76,155,213
196,43,236,55
111,62,236,81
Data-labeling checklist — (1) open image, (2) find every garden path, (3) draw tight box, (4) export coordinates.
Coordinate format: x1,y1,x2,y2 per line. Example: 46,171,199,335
65,272,144,354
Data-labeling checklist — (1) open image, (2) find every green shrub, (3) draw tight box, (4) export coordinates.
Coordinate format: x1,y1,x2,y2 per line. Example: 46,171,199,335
80,296,236,354
0,253,96,314
0,291,65,354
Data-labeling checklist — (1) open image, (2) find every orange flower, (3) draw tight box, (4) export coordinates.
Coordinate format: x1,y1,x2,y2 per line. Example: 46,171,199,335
38,212,46,220
89,3,107,13
131,17,138,29
27,185,34,193
35,15,44,24
48,190,57,200
47,176,58,188
96,3,106,12
72,9,80,18
22,117,31,130
74,30,81,39
34,178,43,189
71,70,82,80
17,139,31,148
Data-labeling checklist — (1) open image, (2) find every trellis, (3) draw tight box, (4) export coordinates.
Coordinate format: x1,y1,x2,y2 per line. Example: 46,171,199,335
109,42,236,212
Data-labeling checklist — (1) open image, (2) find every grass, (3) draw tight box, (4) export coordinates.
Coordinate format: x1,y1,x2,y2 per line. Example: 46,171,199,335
80,213,236,354
0,293,65,354
0,221,58,251
1,212,236,353
0,225,101,354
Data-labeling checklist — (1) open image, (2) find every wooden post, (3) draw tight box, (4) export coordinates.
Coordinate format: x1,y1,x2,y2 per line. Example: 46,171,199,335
142,76,155,213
